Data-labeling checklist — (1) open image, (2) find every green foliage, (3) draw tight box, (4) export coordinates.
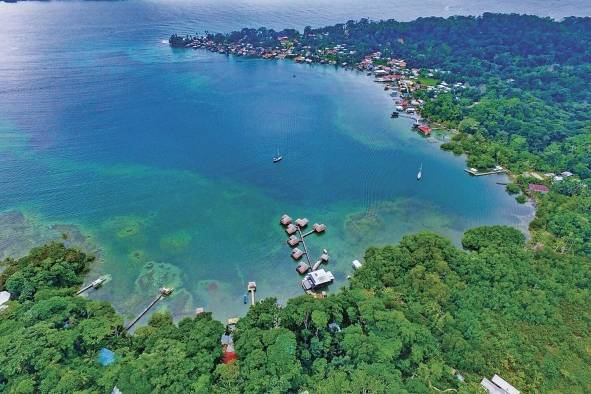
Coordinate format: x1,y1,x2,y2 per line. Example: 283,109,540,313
505,183,521,195
462,226,525,251
2,227,590,393
0,244,223,393
1,242,91,301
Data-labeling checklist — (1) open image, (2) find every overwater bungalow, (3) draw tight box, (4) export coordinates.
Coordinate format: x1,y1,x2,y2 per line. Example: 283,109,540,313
286,224,298,235
287,235,300,247
296,262,310,274
280,214,292,226
295,218,309,228
313,223,326,233
291,248,304,260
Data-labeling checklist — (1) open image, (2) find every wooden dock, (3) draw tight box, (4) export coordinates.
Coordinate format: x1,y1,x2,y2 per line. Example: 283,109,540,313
124,287,173,332
464,167,507,176
76,276,107,295
297,226,313,266
280,214,329,287
247,282,256,306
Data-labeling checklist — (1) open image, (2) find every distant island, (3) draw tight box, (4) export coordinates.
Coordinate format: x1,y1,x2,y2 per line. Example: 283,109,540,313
1,13,589,394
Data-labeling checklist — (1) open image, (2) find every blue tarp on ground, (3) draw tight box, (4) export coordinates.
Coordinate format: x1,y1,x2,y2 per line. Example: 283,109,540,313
98,348,116,366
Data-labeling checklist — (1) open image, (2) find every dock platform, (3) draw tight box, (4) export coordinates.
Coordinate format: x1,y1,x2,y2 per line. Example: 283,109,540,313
465,166,507,176
124,287,173,332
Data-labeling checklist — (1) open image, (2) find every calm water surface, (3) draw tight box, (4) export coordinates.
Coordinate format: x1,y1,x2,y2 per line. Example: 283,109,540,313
0,0,572,321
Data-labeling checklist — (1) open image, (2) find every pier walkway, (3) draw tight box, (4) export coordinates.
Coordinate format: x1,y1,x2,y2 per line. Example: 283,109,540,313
464,166,507,176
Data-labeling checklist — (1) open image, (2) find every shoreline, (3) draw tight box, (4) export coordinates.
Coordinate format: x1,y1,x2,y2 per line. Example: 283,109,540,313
0,35,537,327
169,34,536,218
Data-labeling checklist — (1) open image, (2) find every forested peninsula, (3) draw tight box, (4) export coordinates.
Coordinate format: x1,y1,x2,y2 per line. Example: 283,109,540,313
1,13,590,393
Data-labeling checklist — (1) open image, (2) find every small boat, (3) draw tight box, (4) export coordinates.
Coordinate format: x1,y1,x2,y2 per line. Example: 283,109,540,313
417,163,423,181
391,111,399,118
273,149,283,163
243,294,248,304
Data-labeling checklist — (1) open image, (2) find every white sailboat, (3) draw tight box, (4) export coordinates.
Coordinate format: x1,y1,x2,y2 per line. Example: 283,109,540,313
417,163,423,180
273,149,283,163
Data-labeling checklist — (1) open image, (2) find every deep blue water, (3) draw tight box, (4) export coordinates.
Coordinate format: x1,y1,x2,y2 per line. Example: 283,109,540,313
0,0,579,322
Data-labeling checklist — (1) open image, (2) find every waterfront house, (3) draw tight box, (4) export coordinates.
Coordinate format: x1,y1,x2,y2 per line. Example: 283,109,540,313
280,214,292,226
0,291,10,311
301,269,335,291
313,223,326,233
528,184,549,193
352,260,363,270
480,374,519,394
296,262,309,274
287,235,300,247
418,125,432,136
295,218,309,228
291,248,304,260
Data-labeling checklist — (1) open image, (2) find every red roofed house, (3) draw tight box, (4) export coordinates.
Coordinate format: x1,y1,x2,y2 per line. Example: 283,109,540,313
222,351,237,364
528,183,549,194
418,125,432,136
221,334,238,364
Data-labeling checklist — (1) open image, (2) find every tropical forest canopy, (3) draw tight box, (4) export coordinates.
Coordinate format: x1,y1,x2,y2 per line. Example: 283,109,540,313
1,227,589,393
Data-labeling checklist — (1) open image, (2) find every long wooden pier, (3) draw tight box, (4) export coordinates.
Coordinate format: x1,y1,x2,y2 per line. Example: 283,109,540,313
76,276,107,295
464,167,507,176
124,288,173,332
247,282,257,306
297,227,313,266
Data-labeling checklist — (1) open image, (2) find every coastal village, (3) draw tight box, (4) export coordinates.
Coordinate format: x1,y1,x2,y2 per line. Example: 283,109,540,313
170,33,579,195
169,33,466,139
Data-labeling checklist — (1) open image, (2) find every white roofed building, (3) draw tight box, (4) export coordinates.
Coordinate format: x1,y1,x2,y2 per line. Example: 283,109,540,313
302,269,335,291
481,375,519,394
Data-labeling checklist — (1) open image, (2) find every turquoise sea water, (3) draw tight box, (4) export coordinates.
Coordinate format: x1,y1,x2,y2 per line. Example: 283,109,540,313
0,0,573,322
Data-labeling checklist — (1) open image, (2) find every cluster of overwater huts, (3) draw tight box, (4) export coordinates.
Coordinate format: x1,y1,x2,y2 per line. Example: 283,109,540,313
280,214,365,293
280,214,336,292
